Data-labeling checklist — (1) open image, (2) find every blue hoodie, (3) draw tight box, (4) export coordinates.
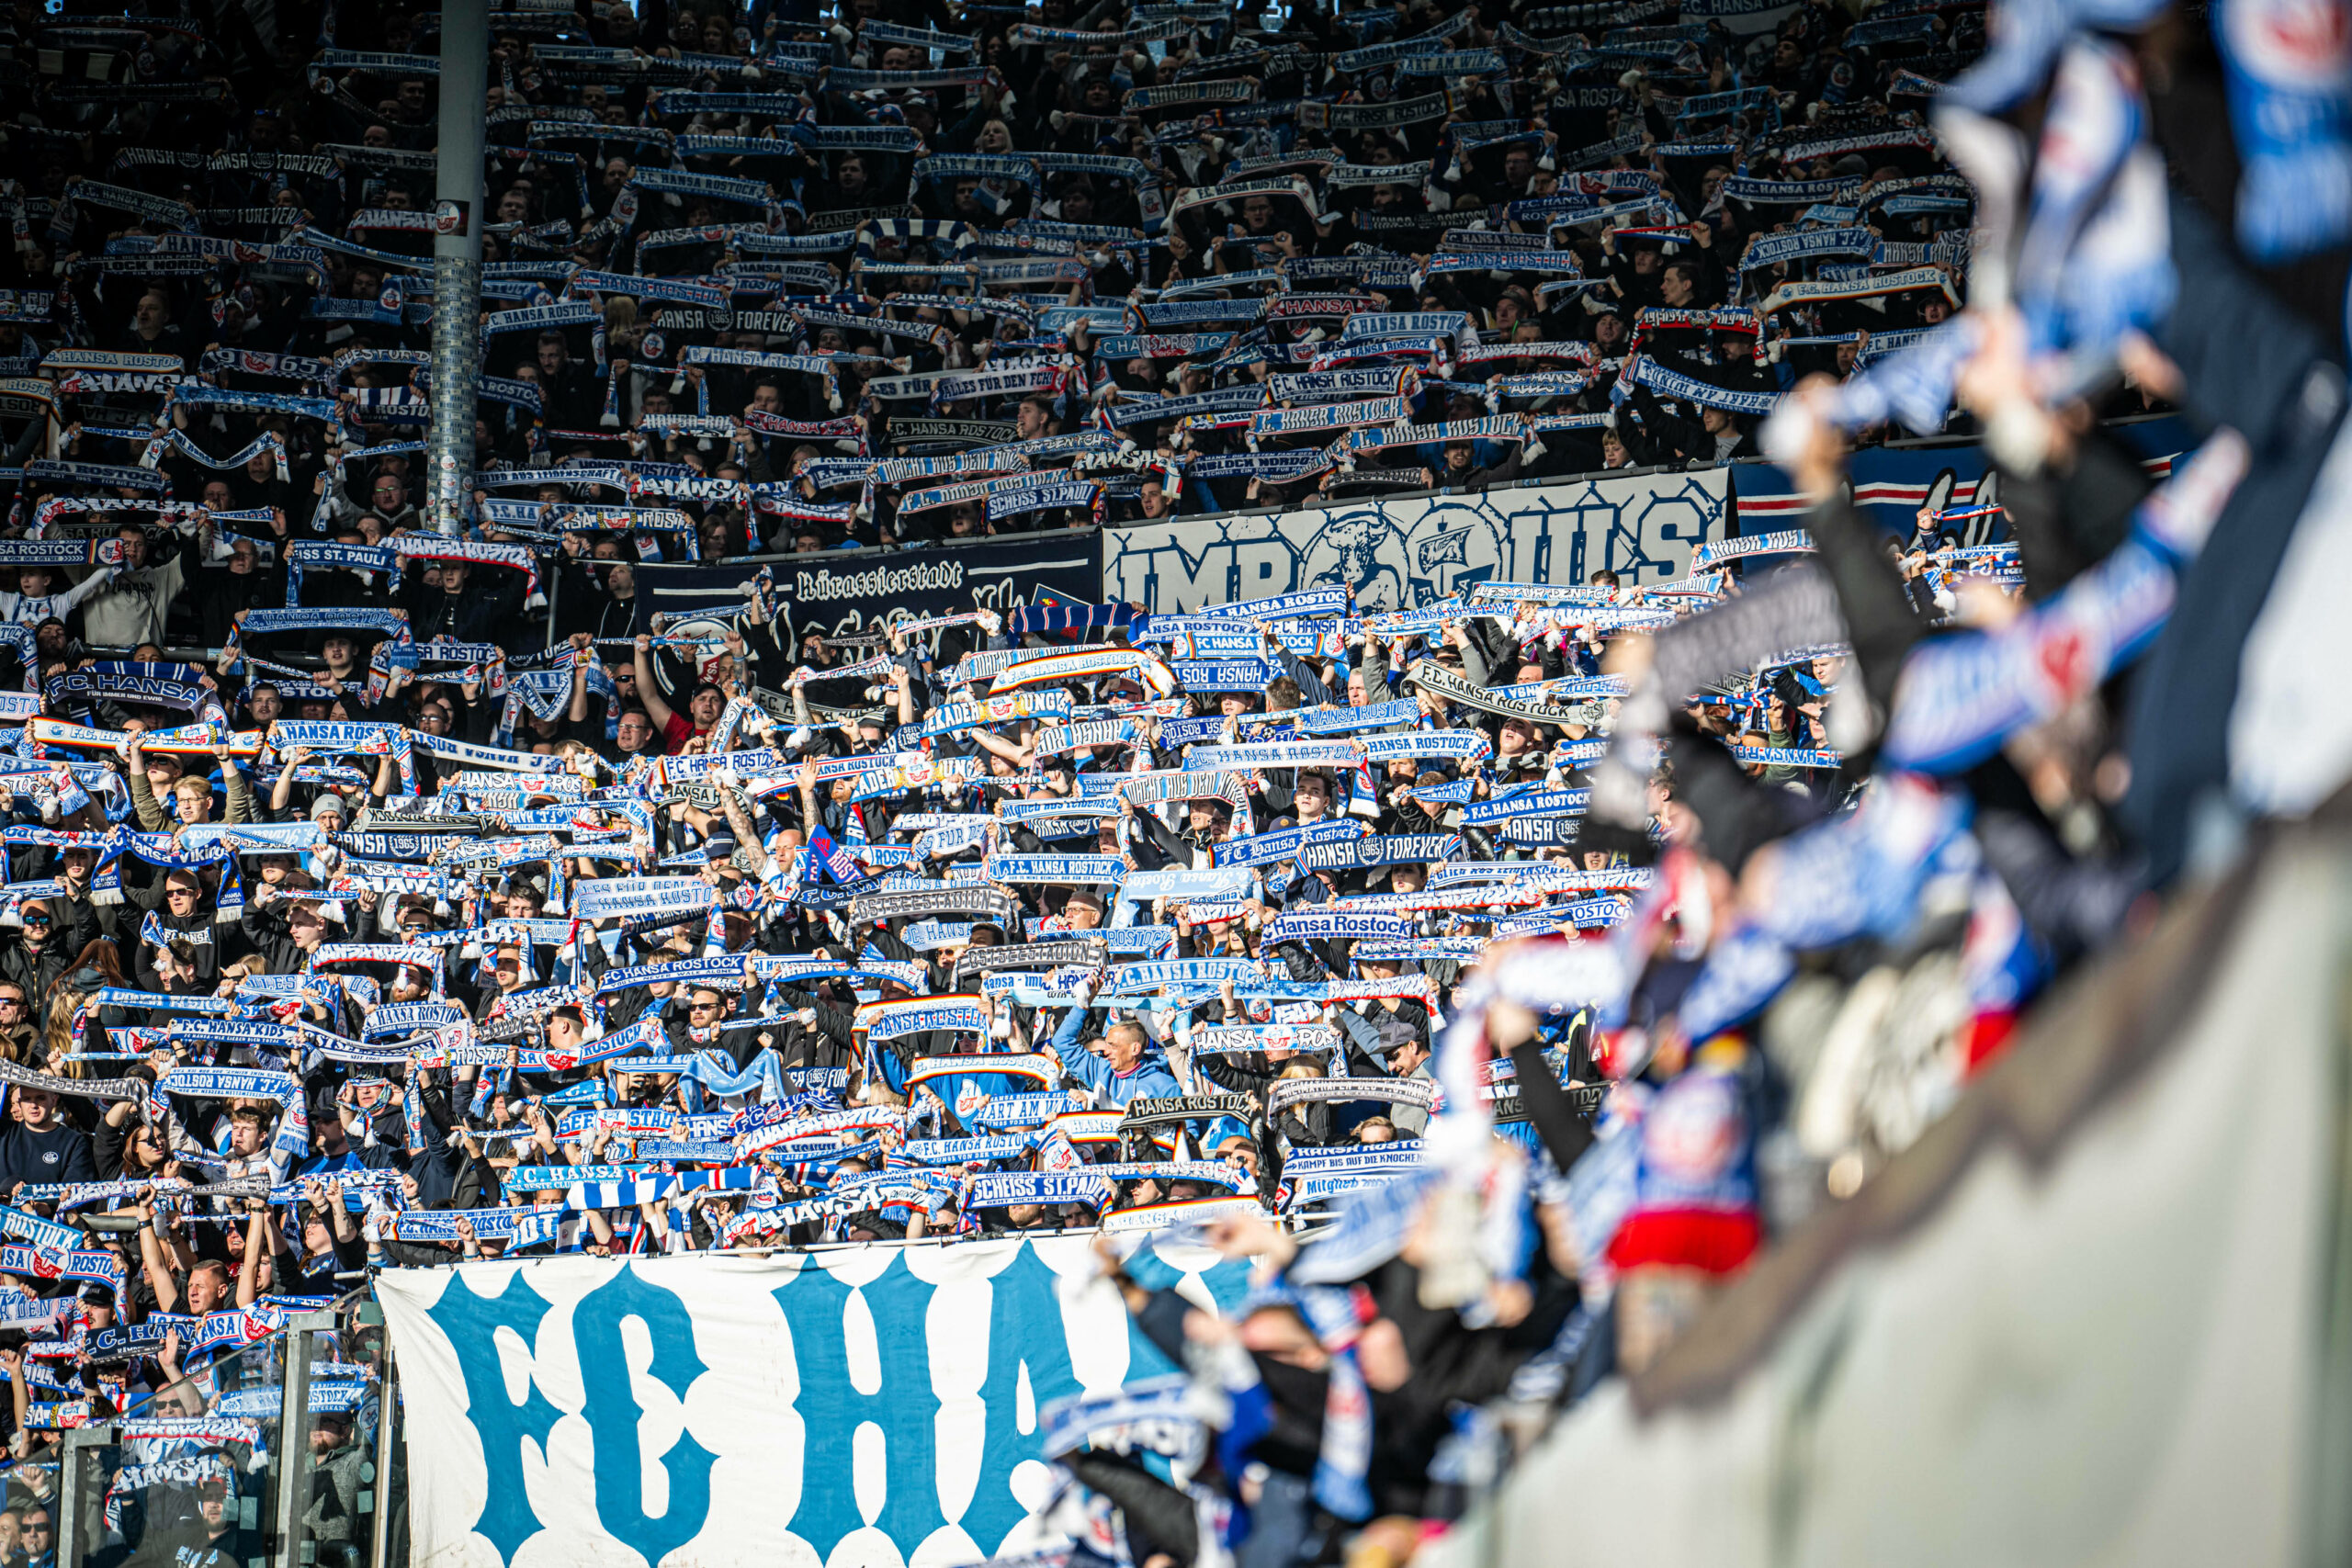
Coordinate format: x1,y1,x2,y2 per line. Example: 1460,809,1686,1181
1047,1004,1184,1106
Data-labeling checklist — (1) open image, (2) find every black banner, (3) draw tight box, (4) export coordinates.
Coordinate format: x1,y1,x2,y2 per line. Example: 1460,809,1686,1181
634,532,1108,654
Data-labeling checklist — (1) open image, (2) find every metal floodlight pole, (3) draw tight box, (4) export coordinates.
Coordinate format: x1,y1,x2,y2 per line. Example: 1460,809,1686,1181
368,1324,398,1568
426,0,491,537
58,1423,119,1568
274,1310,342,1568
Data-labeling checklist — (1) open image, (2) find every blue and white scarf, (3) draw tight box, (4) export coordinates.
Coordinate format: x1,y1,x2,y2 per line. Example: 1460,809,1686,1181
1262,911,1416,943
963,1170,1113,1210
1614,355,1780,415
1210,819,1365,870
2214,0,2352,264
572,876,718,923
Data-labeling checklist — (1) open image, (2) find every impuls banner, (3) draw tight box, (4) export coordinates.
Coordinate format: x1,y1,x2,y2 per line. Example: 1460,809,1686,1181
1100,470,1729,615
373,1236,1247,1567
634,532,1107,654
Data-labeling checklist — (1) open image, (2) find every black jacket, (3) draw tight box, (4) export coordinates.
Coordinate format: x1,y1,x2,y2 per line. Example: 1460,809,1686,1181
401,570,531,650
0,934,75,1005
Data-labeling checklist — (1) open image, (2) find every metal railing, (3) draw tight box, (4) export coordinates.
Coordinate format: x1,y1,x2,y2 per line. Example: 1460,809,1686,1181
59,1292,392,1568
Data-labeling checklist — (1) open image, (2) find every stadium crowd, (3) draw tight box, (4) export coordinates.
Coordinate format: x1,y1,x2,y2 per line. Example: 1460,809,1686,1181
0,0,2341,1561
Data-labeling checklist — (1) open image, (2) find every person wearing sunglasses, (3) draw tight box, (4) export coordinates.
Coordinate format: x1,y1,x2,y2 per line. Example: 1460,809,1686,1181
0,985,31,1066
677,987,732,1049
133,871,220,993
0,901,74,1007
17,1507,52,1568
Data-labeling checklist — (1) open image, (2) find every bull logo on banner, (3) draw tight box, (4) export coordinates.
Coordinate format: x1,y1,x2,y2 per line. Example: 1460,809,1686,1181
1101,472,1728,615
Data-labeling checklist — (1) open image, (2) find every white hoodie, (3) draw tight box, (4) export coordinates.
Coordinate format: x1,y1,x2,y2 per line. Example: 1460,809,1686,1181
0,567,117,626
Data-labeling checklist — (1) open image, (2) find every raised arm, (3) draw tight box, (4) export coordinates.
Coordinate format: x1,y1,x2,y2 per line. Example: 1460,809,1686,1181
236,1202,268,1307
123,735,170,832
1,1346,28,1458
892,662,915,728
136,1188,180,1314
568,632,594,726
634,633,680,736
220,741,255,824
718,785,766,877
270,745,311,815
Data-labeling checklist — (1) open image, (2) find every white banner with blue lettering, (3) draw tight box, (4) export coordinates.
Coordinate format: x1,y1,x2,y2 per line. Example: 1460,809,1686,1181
1101,470,1728,615
375,1238,1248,1568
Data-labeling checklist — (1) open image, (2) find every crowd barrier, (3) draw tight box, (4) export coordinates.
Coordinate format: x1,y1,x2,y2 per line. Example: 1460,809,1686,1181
54,1294,392,1568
